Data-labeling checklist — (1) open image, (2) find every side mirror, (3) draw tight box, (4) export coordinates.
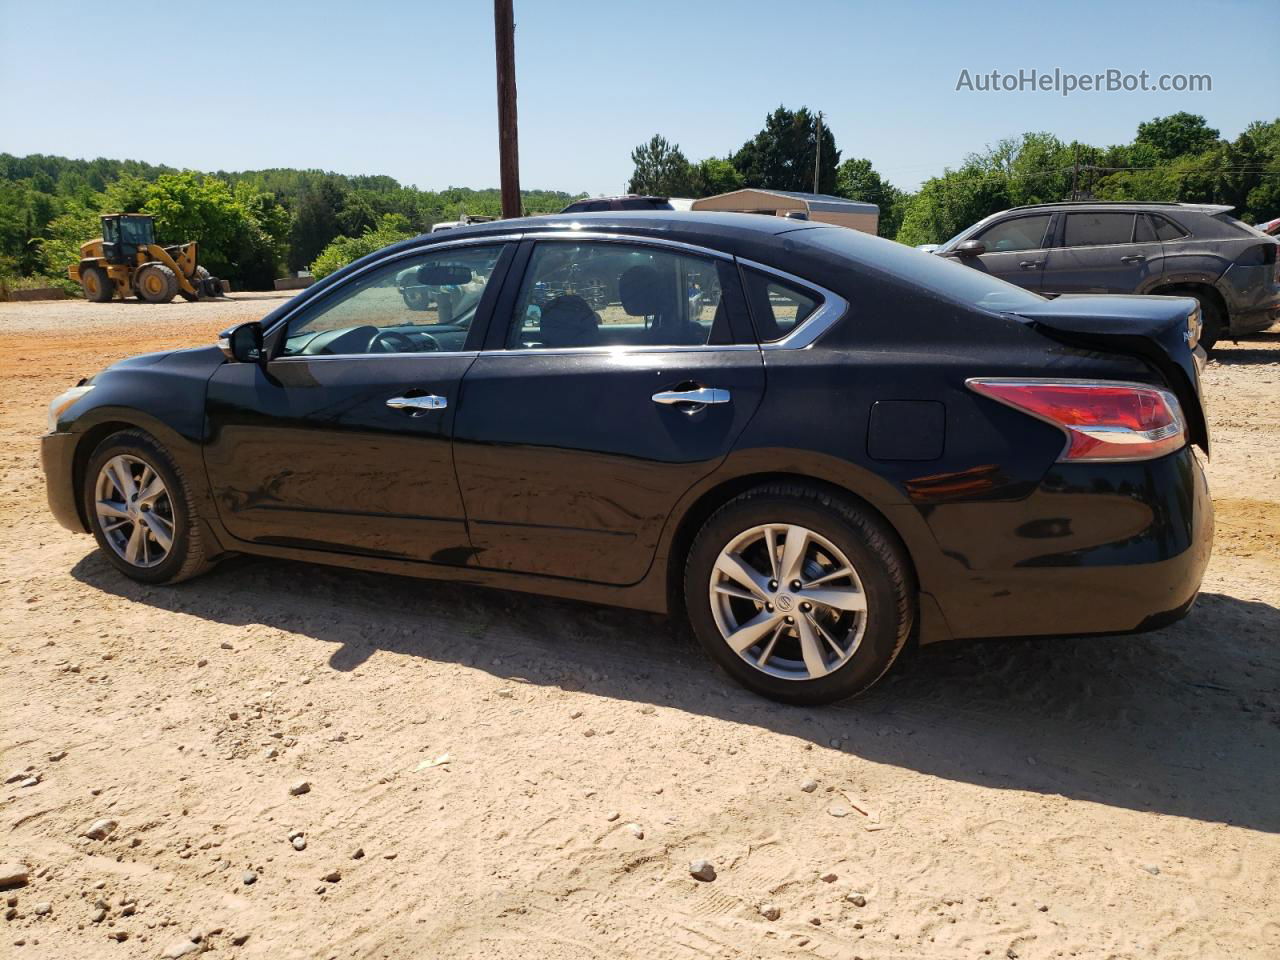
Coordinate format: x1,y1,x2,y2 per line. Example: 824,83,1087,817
954,239,987,257
417,263,472,286
218,321,264,363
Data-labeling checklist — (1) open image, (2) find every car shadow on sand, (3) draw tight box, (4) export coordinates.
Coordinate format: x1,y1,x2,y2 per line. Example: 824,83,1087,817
73,550,1280,834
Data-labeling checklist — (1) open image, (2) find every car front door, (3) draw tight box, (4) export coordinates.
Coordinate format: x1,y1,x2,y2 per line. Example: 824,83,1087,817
950,213,1054,291
451,237,766,585
203,240,513,563
1041,211,1165,295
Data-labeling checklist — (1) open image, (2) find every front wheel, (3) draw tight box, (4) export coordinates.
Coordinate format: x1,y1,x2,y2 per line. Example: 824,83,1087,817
83,430,213,584
684,484,914,704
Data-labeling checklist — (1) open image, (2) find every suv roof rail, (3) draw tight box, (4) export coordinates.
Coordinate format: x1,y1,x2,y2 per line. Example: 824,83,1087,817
1005,200,1230,212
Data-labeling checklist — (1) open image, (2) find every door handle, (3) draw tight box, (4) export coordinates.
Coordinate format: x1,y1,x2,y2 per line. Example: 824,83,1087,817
386,394,448,413
1120,254,1146,264
1018,259,1044,269
652,387,731,407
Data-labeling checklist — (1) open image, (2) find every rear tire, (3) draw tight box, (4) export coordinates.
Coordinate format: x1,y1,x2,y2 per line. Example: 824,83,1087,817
683,483,914,704
80,265,113,303
135,262,178,304
82,430,213,585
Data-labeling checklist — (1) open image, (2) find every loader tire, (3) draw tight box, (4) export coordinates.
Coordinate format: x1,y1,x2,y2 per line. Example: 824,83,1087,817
179,266,212,302
135,262,178,304
80,265,114,303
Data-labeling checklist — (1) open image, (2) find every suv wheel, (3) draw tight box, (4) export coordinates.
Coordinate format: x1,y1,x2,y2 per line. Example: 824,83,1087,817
684,484,914,704
83,430,213,584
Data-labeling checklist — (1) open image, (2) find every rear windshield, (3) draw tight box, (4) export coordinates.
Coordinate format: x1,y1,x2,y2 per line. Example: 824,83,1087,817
800,227,1045,313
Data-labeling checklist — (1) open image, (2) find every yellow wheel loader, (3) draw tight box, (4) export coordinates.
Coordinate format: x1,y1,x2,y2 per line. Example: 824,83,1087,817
68,214,224,304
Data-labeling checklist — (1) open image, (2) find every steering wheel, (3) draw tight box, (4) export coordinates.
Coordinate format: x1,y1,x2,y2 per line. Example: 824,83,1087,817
368,330,438,353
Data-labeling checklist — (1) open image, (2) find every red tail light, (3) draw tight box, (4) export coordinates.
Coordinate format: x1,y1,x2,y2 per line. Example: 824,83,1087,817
967,379,1187,462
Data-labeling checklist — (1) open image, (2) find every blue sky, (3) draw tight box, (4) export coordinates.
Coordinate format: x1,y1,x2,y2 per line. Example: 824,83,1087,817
2,0,1274,195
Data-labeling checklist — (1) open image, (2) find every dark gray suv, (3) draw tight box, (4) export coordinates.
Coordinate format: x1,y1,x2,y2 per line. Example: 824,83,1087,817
931,202,1280,348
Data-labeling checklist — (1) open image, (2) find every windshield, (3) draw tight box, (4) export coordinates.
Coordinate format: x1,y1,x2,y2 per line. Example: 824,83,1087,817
119,218,154,245
800,226,1046,313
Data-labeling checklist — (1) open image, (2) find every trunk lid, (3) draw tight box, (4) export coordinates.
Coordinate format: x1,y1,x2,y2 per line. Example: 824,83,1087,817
1009,294,1209,455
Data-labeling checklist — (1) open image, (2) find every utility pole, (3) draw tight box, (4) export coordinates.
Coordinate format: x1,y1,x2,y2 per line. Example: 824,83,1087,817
1072,145,1079,200
494,0,521,219
813,111,823,194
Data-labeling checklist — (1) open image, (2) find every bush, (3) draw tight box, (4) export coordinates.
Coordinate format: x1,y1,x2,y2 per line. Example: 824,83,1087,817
310,214,417,279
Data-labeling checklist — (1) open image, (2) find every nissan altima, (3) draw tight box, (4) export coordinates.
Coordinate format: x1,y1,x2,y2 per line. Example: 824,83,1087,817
42,212,1213,704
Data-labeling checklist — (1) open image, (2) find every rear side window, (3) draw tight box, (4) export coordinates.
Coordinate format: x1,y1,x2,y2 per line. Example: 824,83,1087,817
1062,213,1135,247
743,270,821,342
1151,215,1187,241
974,215,1051,253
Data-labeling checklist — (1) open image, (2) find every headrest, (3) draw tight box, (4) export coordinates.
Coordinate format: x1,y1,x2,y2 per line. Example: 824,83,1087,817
619,265,670,317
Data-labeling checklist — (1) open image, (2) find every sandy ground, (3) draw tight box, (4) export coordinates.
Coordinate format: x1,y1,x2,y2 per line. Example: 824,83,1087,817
1,294,1278,960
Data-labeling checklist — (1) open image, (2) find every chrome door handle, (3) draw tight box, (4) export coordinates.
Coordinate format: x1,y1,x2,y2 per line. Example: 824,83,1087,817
1019,259,1044,269
652,387,731,407
1120,254,1146,263
386,394,447,412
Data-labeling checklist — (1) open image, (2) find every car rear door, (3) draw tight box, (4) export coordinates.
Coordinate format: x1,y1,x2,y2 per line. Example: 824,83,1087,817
451,236,765,585
203,239,514,563
1041,211,1165,295
950,213,1054,291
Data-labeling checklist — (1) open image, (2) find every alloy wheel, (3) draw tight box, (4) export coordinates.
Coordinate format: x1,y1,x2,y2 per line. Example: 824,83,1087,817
94,454,175,568
708,523,868,681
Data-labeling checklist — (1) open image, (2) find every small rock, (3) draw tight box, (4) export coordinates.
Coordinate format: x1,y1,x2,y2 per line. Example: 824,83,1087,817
496,688,515,699
4,907,15,921
231,933,250,946
1037,903,1049,912
809,916,822,926
640,705,655,715
242,871,257,885
220,642,233,650
289,780,311,796
382,852,397,860
1006,949,1018,959
689,859,716,882
161,938,201,958
196,659,208,668
108,930,128,942
1142,863,1161,875
264,748,279,759
292,836,306,851
758,903,781,921
625,823,644,840
606,811,620,822
827,804,851,818
33,902,52,916
0,864,29,889
92,908,106,923
48,751,67,762
800,779,818,793
351,848,365,860
229,711,239,721
80,818,118,840
19,777,39,789
3,771,24,784
582,728,596,738
321,869,341,883
846,893,867,907
569,710,583,719
820,872,838,883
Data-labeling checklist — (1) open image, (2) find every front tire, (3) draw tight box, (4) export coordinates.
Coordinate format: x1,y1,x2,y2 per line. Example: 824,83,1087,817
83,430,213,584
134,262,178,304
684,484,914,704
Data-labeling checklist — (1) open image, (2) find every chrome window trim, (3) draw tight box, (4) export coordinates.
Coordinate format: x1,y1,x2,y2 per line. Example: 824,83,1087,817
484,344,760,358
263,232,525,345
519,230,734,261
270,351,481,363
735,257,850,350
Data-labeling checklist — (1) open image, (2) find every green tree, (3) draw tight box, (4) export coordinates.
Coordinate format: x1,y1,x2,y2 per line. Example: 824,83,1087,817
834,157,904,238
310,213,416,279
689,157,743,197
626,135,695,196
731,107,840,194
1135,112,1220,162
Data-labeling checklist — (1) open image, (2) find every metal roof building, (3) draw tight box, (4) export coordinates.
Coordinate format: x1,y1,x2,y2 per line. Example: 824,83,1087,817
690,189,879,234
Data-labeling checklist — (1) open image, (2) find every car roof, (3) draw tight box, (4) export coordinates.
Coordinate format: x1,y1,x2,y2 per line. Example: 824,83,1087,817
388,210,824,254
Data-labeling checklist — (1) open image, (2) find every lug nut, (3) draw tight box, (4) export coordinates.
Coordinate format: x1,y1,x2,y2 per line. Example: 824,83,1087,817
800,602,811,612
785,616,795,624
765,603,774,612
768,580,778,591
791,580,802,591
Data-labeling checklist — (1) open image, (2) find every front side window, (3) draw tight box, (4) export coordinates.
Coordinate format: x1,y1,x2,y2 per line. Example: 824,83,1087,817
280,244,504,357
507,241,728,349
975,215,1052,253
1062,213,1135,247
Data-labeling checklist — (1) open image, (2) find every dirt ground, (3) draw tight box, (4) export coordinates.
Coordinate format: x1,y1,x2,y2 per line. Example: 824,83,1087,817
1,294,1278,960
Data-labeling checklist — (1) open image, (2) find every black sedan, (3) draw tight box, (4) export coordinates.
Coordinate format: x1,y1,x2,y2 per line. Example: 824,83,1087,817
42,212,1213,704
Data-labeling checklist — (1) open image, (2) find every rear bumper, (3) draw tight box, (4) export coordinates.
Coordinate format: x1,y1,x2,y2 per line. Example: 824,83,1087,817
42,431,87,533
923,447,1213,640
